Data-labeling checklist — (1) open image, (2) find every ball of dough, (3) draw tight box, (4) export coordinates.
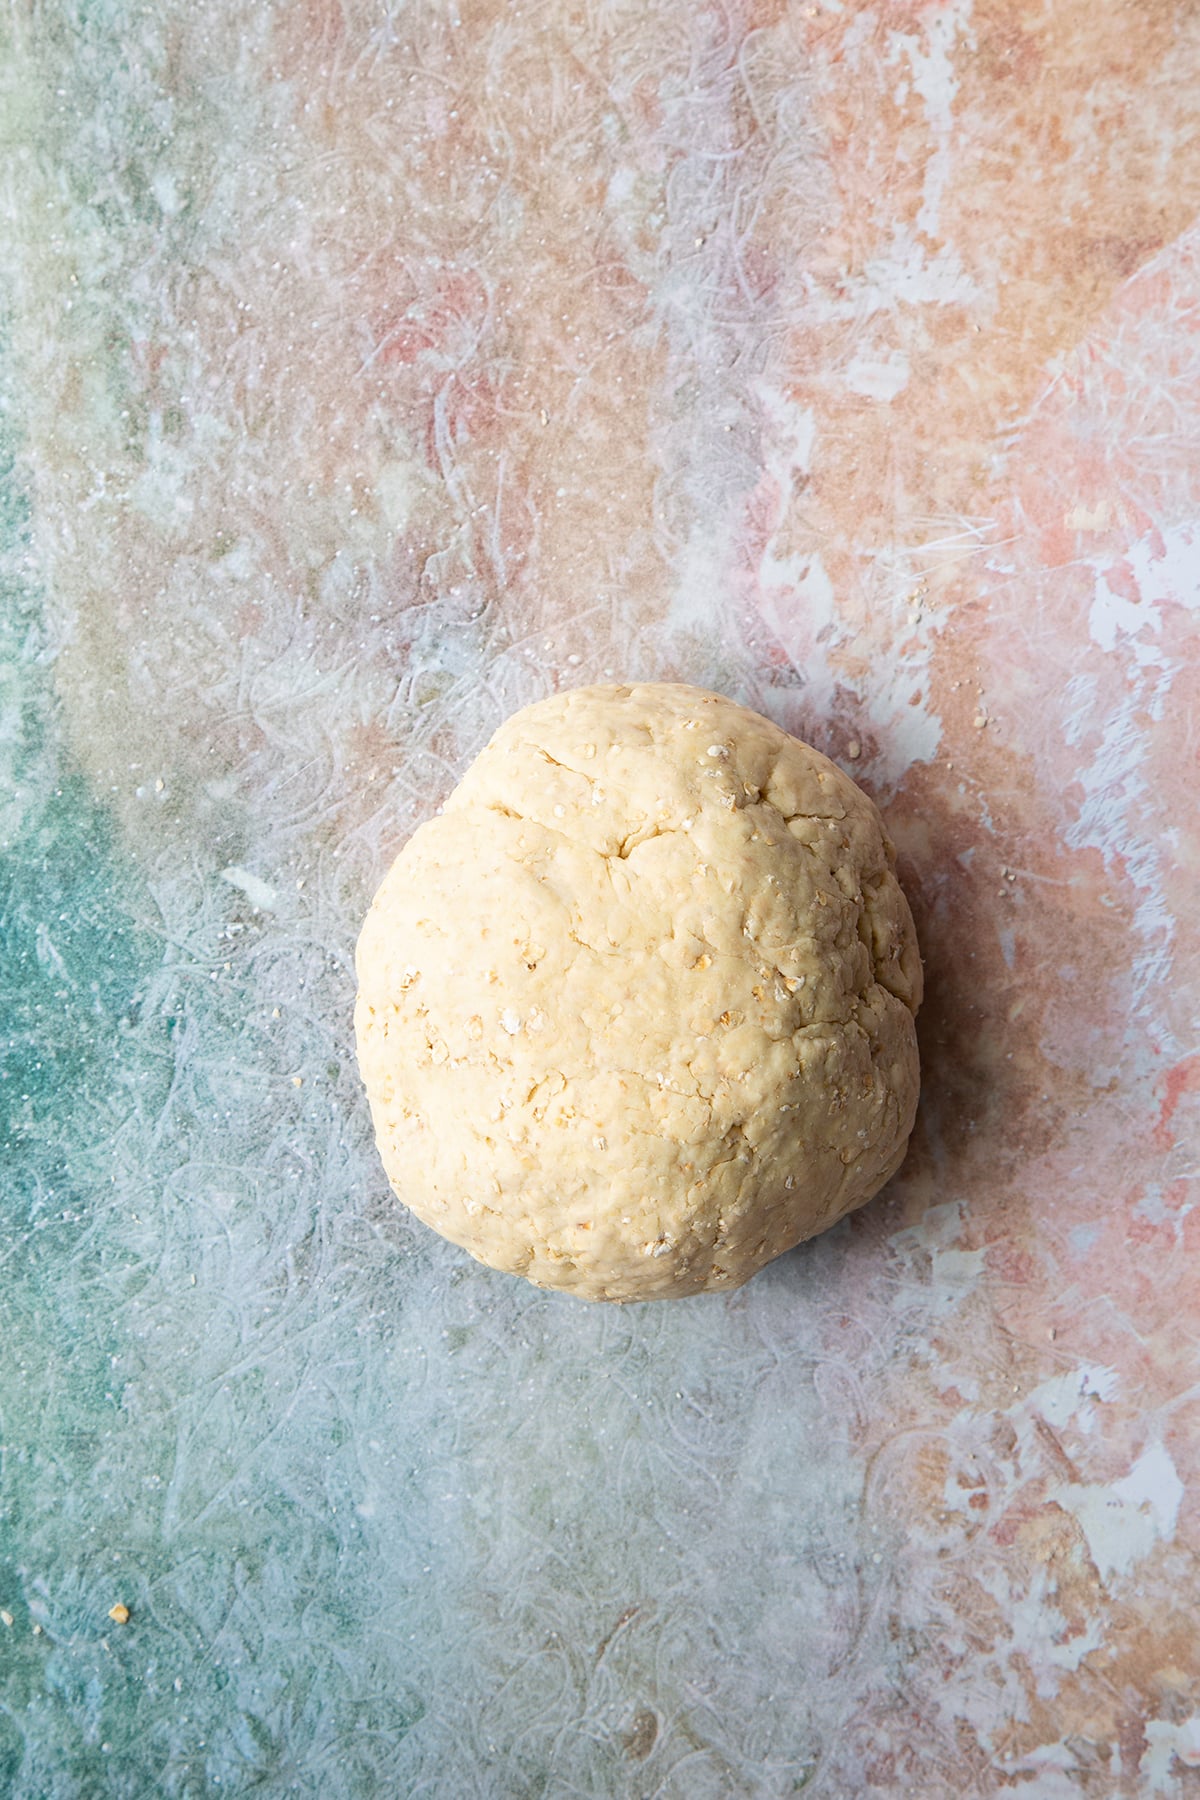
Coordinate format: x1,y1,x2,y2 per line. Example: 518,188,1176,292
355,683,922,1301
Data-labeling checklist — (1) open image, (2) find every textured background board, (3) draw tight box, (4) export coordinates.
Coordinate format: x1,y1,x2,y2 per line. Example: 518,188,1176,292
2,0,1199,1794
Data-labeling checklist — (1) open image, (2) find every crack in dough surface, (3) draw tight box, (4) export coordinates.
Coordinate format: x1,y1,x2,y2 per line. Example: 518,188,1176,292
355,683,922,1300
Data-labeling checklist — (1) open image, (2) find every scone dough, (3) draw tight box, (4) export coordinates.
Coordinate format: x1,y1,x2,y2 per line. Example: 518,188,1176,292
355,683,922,1301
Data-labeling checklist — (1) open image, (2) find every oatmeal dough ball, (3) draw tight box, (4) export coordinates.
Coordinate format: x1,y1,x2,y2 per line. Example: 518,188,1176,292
355,683,922,1301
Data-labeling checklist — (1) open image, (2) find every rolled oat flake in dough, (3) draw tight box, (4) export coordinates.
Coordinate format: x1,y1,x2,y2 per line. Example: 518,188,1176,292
355,683,922,1301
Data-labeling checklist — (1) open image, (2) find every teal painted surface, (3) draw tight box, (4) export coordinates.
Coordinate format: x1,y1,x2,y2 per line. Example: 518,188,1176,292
0,359,434,1791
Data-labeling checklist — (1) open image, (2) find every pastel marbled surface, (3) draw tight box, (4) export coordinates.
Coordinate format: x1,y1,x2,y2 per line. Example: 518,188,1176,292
1,0,1198,1794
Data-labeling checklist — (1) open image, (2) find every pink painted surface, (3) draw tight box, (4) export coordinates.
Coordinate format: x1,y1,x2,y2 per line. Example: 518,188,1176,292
4,0,1199,1791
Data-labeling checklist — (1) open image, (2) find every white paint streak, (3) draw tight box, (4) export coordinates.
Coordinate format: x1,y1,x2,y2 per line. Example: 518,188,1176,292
930,1245,985,1291
220,865,278,911
1126,519,1200,615
1142,1718,1200,1794
856,234,979,316
844,347,910,400
751,380,945,779
757,381,816,478
1062,521,1200,1036
1027,1363,1118,1432
1054,1441,1183,1578
889,2,970,239
1088,576,1164,668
